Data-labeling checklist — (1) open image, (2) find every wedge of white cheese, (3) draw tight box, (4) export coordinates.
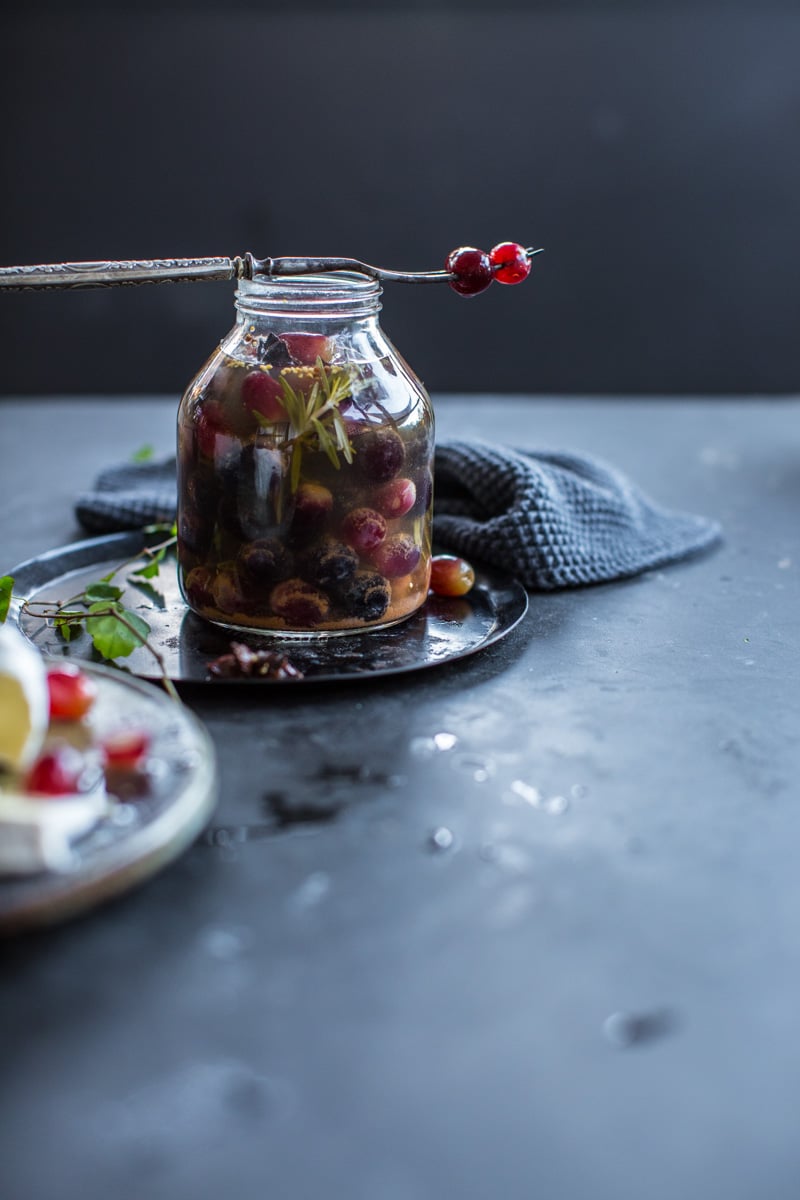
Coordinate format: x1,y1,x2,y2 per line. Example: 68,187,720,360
0,789,111,875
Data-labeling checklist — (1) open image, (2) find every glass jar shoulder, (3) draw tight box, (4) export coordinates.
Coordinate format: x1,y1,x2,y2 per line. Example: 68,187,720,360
180,321,427,425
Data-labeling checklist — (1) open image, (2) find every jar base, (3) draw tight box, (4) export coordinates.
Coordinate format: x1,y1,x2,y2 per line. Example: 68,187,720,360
198,607,423,640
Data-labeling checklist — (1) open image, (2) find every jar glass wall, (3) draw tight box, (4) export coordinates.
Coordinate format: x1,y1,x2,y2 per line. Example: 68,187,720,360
176,272,434,636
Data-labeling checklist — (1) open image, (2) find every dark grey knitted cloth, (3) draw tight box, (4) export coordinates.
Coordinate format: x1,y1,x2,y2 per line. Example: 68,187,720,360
75,441,721,590
75,461,178,534
433,440,720,589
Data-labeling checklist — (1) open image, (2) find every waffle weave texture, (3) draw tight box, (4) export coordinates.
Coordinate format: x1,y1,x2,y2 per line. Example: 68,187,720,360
432,440,721,589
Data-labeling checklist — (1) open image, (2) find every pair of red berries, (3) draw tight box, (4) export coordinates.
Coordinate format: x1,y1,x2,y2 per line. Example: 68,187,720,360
446,241,532,297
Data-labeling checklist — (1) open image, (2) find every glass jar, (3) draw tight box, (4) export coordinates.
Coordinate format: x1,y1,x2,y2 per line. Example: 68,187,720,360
176,272,434,636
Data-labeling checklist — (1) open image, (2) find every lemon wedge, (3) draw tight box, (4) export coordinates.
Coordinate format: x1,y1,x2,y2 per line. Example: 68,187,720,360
0,624,49,774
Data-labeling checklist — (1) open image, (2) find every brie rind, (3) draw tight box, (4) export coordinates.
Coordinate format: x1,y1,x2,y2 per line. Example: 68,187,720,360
0,790,110,875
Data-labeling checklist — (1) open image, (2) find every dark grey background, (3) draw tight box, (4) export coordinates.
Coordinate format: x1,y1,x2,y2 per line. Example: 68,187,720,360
2,1,799,396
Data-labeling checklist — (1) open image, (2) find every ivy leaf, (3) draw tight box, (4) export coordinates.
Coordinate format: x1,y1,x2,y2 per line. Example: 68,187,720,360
55,617,76,642
131,547,165,579
0,575,13,624
84,582,124,603
54,610,85,643
132,559,160,580
85,603,150,659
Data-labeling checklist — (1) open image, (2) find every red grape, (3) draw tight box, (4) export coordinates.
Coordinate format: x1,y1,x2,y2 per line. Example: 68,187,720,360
429,555,476,596
47,665,97,722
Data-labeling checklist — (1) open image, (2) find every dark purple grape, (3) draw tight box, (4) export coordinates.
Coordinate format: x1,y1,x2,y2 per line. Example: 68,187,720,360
237,537,291,584
183,565,215,608
289,481,334,543
300,537,358,589
178,509,212,557
335,570,391,622
184,467,220,523
211,568,247,615
352,428,405,482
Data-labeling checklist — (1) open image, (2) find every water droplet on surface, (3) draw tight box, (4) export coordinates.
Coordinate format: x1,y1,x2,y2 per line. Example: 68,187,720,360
603,1008,678,1049
427,826,455,852
201,927,245,960
506,780,568,814
286,871,331,914
409,731,458,758
570,783,588,800
507,779,541,807
453,754,495,782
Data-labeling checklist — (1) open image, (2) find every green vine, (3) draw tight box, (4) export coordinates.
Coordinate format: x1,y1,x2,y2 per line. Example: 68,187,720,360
1,525,180,701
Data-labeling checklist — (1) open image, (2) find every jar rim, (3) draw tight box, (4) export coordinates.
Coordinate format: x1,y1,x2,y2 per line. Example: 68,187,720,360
236,270,382,318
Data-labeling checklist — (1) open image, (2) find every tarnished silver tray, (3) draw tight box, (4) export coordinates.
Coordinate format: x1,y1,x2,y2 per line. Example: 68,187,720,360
10,531,528,684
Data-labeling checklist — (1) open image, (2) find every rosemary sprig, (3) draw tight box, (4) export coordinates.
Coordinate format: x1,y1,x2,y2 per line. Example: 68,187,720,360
267,359,356,490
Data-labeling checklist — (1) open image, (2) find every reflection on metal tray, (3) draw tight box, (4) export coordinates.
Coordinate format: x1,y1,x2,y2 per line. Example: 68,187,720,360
10,531,528,684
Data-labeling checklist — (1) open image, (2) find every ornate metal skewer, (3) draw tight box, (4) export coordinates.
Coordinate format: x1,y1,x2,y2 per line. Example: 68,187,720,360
0,248,543,292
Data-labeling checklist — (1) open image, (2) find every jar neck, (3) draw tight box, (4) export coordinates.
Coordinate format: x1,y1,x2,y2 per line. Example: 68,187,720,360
235,271,383,324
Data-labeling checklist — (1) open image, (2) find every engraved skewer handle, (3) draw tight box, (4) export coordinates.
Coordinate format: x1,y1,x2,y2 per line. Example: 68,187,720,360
0,255,250,291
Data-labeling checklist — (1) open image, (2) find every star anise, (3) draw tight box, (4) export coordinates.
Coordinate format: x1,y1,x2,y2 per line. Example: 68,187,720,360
207,641,304,680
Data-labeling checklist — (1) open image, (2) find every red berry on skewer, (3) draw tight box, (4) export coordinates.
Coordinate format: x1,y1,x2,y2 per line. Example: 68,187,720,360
445,246,494,297
489,242,532,285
